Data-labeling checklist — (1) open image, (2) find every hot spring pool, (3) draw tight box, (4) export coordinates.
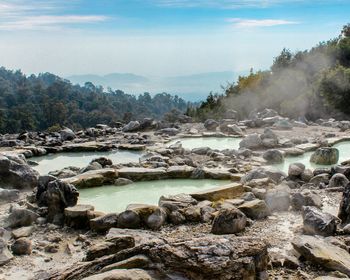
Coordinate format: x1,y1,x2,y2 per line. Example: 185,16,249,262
31,150,142,174
271,141,350,173
168,137,242,150
78,179,230,213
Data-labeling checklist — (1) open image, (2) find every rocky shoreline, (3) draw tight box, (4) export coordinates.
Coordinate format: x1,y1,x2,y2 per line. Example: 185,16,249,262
1,109,350,279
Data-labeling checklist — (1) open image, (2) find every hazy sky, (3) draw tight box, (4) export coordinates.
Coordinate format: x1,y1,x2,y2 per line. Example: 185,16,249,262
0,0,349,77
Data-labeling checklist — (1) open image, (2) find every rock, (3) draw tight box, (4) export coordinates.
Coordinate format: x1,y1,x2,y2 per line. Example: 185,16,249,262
0,238,13,266
329,173,349,189
5,206,39,228
288,163,305,177
11,226,34,239
239,133,262,149
0,188,19,202
273,119,293,130
90,213,119,233
145,208,167,230
310,147,339,165
238,199,270,219
36,179,79,225
159,193,197,212
155,128,179,136
310,173,331,187
62,168,118,188
291,190,322,211
260,128,278,148
292,235,350,277
0,154,39,189
65,204,95,229
85,235,135,261
117,210,141,229
204,119,219,131
190,183,244,201
226,124,243,135
211,208,247,234
167,165,194,179
169,211,186,225
338,183,350,224
241,167,286,184
302,206,338,236
265,189,290,212
60,127,76,141
122,121,140,132
263,149,284,163
11,237,32,255
81,269,154,280
301,169,314,182
118,167,166,181
100,255,150,272
114,178,133,186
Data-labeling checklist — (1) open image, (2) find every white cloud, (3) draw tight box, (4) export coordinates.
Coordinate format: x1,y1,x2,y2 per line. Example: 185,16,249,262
228,18,299,27
0,0,108,30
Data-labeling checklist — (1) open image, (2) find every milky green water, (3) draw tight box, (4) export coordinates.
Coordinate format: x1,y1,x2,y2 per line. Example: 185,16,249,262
78,179,229,213
168,137,242,150
271,141,350,173
31,150,142,175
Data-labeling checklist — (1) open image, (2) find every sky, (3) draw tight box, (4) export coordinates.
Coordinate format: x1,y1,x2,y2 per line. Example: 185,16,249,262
0,0,349,77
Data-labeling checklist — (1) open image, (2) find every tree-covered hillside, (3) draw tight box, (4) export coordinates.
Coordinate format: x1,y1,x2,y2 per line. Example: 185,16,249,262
0,69,190,133
189,24,350,121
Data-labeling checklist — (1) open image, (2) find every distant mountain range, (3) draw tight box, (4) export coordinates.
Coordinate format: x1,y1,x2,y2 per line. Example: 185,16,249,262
67,71,245,101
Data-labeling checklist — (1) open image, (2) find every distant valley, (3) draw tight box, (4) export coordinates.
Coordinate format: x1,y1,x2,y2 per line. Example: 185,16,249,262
67,71,244,102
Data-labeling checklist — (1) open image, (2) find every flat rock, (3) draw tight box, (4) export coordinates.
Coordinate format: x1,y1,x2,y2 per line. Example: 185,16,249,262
238,199,271,219
118,167,167,181
11,226,34,239
292,235,350,277
190,183,244,201
81,269,155,280
62,168,118,188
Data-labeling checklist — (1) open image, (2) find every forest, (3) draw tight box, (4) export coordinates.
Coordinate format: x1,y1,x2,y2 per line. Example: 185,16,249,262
0,69,189,133
189,24,350,122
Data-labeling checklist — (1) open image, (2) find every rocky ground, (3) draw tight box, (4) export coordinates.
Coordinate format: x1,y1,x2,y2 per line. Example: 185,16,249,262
1,109,350,279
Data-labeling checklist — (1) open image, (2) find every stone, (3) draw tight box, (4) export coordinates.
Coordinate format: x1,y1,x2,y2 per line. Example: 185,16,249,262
183,206,201,222
226,124,243,135
62,168,118,188
310,147,339,165
0,238,13,266
167,165,194,179
117,210,141,229
11,226,34,239
292,235,350,277
36,179,79,225
100,255,150,272
64,204,95,229
60,127,76,141
288,163,305,177
302,206,338,236
81,269,154,280
11,237,32,255
190,183,244,201
114,178,133,186
291,190,322,210
169,211,186,225
159,193,197,212
0,154,39,189
145,208,167,230
338,183,350,224
211,208,247,234
310,173,331,187
239,133,262,149
122,121,141,132
118,167,166,181
90,213,119,233
85,235,135,261
238,199,271,219
5,207,39,228
301,169,314,182
0,188,19,202
329,173,349,189
204,119,219,131
273,119,293,130
263,149,284,163
155,127,180,136
265,189,290,212
80,162,103,173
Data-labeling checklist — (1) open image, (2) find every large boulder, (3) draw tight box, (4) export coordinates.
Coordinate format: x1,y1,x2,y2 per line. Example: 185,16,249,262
260,128,278,148
238,199,271,219
239,133,262,149
288,163,305,177
338,183,350,224
263,149,284,164
0,155,39,189
211,208,247,234
5,206,39,228
122,121,140,132
292,235,350,277
310,147,339,165
159,193,197,212
36,179,79,225
60,127,76,141
204,119,219,131
64,204,95,229
90,213,119,233
302,206,338,236
329,173,349,189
